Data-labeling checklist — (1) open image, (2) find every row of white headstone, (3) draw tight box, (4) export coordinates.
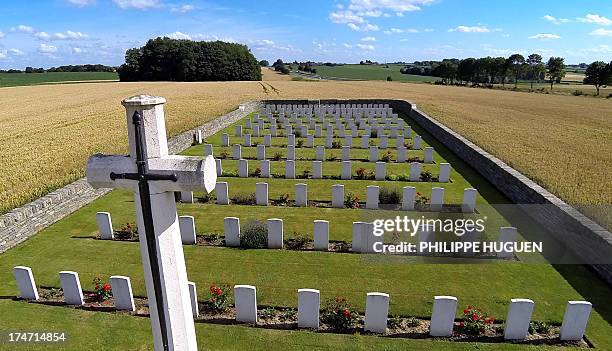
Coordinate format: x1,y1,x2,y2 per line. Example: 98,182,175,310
244,117,404,131
234,125,413,141
13,266,591,341
212,182,477,211
209,159,444,182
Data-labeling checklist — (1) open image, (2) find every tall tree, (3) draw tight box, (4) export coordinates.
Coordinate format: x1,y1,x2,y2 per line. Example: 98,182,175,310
526,53,545,90
546,57,566,90
583,61,611,96
457,58,477,84
506,54,525,88
490,57,508,85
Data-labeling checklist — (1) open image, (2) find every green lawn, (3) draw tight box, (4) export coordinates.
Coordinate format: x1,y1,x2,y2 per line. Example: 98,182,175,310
0,72,118,88
311,64,437,83
0,109,610,350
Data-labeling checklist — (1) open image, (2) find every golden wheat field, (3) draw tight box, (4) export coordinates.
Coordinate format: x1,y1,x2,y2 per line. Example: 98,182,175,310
0,80,610,219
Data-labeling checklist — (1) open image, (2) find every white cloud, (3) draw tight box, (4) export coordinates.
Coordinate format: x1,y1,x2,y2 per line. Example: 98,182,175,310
347,0,434,14
38,43,58,54
423,28,434,32
343,43,353,48
113,0,159,9
329,7,381,32
578,14,612,26
171,4,195,13
528,33,561,40
34,30,88,41
590,28,612,37
580,45,612,54
361,36,376,41
449,25,490,33
165,31,192,40
11,25,34,33
0,31,4,39
9,48,24,56
0,50,7,59
542,15,569,25
330,10,365,24
67,0,96,6
72,47,84,54
356,43,374,51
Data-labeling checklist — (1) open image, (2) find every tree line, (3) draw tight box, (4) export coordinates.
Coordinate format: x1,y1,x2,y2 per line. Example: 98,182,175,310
0,64,116,74
402,55,612,95
117,37,261,81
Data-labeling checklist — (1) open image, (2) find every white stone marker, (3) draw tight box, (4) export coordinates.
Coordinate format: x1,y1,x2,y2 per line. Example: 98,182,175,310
379,135,388,149
325,135,333,148
375,162,386,181
194,130,203,144
307,135,314,147
288,134,295,146
234,285,257,324
270,125,277,137
110,275,136,311
315,125,322,137
439,163,451,183
315,146,325,161
397,136,405,148
285,160,296,179
216,182,229,205
224,217,240,247
215,159,223,176
366,186,380,209
430,296,458,337
560,301,592,341
462,188,477,213
267,219,284,249
86,95,217,350
352,222,366,253
365,292,390,333
424,147,434,163
430,187,445,211
238,159,249,178
179,216,196,245
409,162,421,181
342,146,350,161
287,145,296,160
256,145,266,160
187,281,199,318
498,227,518,258
252,125,260,137
397,147,407,163
243,134,252,147
312,161,322,179
261,160,271,178
13,266,39,300
332,184,345,208
233,144,242,160
59,271,84,306
298,289,321,329
235,125,243,137
313,220,329,251
369,146,378,162
285,125,293,136
263,134,272,147
504,299,534,340
404,126,411,137
204,144,213,157
402,186,416,210
413,135,422,149
341,161,352,180
96,212,114,240
256,182,268,206
361,135,369,149
181,191,194,203
296,183,308,207
221,133,229,147
344,136,352,148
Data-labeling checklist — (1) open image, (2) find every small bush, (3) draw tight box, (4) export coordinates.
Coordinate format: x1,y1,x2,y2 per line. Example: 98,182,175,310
344,193,360,209
406,317,420,328
355,167,374,180
379,187,401,204
420,170,434,182
272,152,282,161
232,192,256,205
370,130,378,138
250,167,261,177
296,139,304,148
286,232,310,250
322,297,359,331
299,169,311,179
219,151,229,159
381,151,393,162
91,276,112,302
260,306,276,319
206,284,231,312
456,305,495,336
240,220,268,248
114,222,138,240
277,193,290,205
331,141,342,149
528,321,551,334
386,75,393,82
368,139,377,146
415,192,429,206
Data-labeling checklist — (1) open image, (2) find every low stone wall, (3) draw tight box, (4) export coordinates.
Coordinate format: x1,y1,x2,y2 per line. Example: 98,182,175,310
0,101,259,253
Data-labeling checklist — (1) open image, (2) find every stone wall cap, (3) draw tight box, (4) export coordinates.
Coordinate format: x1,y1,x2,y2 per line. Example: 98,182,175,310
122,95,166,107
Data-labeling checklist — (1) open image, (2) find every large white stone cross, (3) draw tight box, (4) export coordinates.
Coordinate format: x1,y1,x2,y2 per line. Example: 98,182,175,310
87,95,216,351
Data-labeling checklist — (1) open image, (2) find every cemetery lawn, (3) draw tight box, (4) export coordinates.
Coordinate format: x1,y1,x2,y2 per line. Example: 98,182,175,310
0,71,118,87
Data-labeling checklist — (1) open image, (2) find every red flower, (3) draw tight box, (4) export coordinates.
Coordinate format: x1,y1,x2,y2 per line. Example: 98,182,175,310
472,314,478,321
458,322,464,328
211,296,216,302
216,288,222,296
103,283,111,291
463,309,468,314
210,285,216,293
342,309,350,317
468,305,474,310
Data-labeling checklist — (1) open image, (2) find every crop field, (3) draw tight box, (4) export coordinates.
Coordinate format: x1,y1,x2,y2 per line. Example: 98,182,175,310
311,64,438,83
0,72,118,87
0,80,610,230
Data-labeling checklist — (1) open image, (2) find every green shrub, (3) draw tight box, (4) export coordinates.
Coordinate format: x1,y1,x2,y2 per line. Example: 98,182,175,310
344,193,360,209
272,152,282,161
528,321,551,334
286,232,310,250
296,139,304,147
381,151,393,162
379,187,401,204
322,297,358,331
420,170,434,182
456,305,495,336
240,220,268,248
232,192,256,205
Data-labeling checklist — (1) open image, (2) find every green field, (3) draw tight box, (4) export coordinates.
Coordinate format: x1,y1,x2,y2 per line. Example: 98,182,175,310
0,72,118,87
311,64,438,83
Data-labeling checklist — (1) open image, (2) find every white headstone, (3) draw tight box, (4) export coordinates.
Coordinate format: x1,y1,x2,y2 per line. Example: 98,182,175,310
235,125,243,137
234,285,257,324
287,145,296,160
59,271,84,305
263,134,272,147
397,147,407,163
179,215,196,245
267,219,284,249
409,162,421,181
256,145,266,160
504,299,534,340
412,135,422,149
439,163,451,183
315,146,325,161
341,161,351,180
204,144,213,157
187,281,199,318
194,130,202,144
361,135,369,149
221,133,229,147
238,159,249,178
560,301,592,341
256,182,268,206
285,160,295,179
180,191,194,203
312,161,322,179
261,160,271,178
233,144,242,160
379,136,388,149
498,227,518,258
352,222,366,253
295,183,308,207
224,217,240,247
215,159,223,176
307,135,314,147
216,182,229,205
402,186,416,210
423,147,434,163
366,186,380,209
430,187,445,211
342,146,351,161
364,292,390,333
110,275,136,311
332,184,345,208
252,125,260,137
243,134,252,147
375,162,386,181
96,212,114,240
13,266,39,300
313,220,329,251
369,146,378,162
298,289,320,329
430,296,457,337
462,188,477,213
344,136,352,148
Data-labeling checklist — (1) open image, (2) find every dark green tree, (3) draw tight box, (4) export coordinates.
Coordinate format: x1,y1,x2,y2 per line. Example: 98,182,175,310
583,61,611,96
526,54,545,90
546,57,566,90
506,54,525,88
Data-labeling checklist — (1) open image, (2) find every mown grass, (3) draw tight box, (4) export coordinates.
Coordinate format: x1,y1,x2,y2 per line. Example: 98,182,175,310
312,64,438,83
0,72,118,87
